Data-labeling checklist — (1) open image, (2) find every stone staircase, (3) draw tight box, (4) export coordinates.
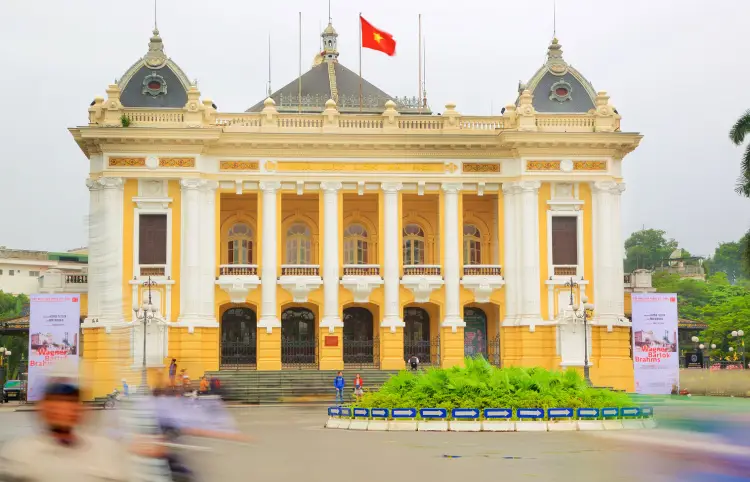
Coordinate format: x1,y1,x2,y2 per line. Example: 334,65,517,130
204,369,399,404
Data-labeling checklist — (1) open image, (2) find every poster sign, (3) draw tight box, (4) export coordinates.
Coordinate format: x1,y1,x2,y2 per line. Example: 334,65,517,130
631,293,679,395
28,294,80,401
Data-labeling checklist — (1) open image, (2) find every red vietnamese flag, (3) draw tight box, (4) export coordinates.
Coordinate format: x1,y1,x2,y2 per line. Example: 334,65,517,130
360,16,396,56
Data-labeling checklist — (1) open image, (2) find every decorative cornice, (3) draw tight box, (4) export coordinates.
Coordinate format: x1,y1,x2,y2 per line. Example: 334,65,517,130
276,161,444,173
527,160,560,171
381,182,403,193
219,160,259,171
159,157,195,168
259,181,282,192
109,157,145,167
441,182,462,193
463,162,500,173
573,160,607,171
320,181,343,192
87,177,123,190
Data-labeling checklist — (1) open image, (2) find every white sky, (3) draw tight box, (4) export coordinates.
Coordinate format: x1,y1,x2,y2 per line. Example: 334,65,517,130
0,0,748,256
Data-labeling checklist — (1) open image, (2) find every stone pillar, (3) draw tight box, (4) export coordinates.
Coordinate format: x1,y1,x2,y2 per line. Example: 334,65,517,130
178,179,202,322
441,183,466,368
518,181,543,325
380,183,405,369
501,183,519,325
592,181,627,325
199,181,219,323
319,182,344,370
86,177,124,324
257,182,282,370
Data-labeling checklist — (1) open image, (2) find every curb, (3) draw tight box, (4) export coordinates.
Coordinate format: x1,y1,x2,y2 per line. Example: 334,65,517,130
324,419,657,432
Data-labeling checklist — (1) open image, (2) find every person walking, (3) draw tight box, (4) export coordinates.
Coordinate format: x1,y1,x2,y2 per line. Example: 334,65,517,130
168,359,177,388
353,373,363,399
333,371,345,405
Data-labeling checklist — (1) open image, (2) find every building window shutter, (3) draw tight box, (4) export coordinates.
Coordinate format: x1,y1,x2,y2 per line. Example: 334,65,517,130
551,217,578,265
139,214,167,264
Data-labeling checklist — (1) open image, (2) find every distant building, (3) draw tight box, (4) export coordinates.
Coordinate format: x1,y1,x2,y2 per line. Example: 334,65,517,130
654,248,706,281
0,247,88,296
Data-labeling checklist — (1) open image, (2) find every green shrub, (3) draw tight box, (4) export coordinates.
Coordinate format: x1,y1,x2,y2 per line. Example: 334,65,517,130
352,357,634,416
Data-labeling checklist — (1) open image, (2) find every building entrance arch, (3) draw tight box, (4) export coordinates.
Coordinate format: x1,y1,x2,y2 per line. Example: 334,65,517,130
281,307,317,368
403,307,436,365
221,307,257,368
464,306,488,358
343,307,378,367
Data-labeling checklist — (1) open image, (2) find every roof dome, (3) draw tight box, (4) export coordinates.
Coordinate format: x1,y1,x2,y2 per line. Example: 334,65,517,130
247,21,428,114
116,28,192,108
517,38,597,113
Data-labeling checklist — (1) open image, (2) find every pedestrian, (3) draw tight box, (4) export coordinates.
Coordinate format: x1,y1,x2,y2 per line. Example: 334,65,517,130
0,360,134,481
333,371,345,405
209,375,221,396
168,359,177,388
409,354,420,371
181,369,191,393
122,378,129,397
199,376,209,395
353,373,363,399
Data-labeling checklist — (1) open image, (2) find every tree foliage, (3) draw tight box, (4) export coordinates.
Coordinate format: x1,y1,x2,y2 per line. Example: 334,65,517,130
352,357,633,416
705,233,750,283
653,272,750,357
624,229,678,272
0,291,29,380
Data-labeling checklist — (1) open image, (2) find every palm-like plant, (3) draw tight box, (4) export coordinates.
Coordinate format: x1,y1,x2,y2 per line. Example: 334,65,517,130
729,112,750,270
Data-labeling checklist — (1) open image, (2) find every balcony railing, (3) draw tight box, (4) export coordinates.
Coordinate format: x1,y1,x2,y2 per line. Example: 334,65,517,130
139,265,166,277
343,264,381,276
403,265,442,276
553,265,578,276
65,274,88,284
463,265,503,276
219,264,258,276
280,265,320,277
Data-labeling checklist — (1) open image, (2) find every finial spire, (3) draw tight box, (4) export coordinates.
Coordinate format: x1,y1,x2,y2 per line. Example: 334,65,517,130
154,0,158,30
328,0,332,24
267,33,272,96
553,0,556,38
144,25,167,67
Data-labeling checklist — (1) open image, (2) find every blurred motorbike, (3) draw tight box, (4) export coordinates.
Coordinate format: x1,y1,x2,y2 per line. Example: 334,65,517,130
103,388,123,409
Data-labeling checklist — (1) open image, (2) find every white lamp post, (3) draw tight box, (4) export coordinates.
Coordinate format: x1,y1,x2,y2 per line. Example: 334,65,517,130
571,295,594,386
132,277,158,394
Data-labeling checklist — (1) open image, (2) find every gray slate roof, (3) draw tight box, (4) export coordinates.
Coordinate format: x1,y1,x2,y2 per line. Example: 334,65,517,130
518,38,597,114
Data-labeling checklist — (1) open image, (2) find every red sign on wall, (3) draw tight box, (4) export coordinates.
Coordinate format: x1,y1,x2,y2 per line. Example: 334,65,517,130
324,336,339,347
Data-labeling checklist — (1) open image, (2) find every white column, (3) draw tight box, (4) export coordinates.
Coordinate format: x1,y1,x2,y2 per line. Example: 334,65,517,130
501,183,519,324
320,182,343,332
198,181,219,323
518,181,543,324
178,179,202,322
258,182,281,333
592,181,626,325
442,183,464,329
86,177,124,324
381,183,404,331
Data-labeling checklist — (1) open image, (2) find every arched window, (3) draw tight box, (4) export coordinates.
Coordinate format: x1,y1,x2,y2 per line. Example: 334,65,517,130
228,223,253,264
286,223,312,264
403,223,425,265
463,224,482,265
343,223,368,264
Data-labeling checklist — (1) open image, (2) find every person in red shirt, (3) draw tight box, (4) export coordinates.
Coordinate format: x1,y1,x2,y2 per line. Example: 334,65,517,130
353,374,363,399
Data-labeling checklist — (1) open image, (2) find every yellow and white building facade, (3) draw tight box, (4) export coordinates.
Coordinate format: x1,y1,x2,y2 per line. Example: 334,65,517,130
70,24,641,396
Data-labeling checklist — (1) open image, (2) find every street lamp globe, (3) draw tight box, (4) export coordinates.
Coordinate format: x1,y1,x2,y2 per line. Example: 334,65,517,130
732,331,739,337
5,351,10,357
691,336,699,343
132,303,140,313
730,347,735,352
699,344,705,350
739,330,745,337
711,344,717,349
0,347,5,354
581,295,589,304
572,304,579,312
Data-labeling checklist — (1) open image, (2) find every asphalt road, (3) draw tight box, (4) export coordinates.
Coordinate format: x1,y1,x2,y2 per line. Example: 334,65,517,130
0,404,693,482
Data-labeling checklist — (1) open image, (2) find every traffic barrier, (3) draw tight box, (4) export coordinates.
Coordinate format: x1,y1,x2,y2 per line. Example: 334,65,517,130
418,408,448,431
325,406,656,432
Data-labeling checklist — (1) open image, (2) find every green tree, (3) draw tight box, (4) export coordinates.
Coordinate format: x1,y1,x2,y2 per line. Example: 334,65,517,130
624,229,678,272
706,233,750,283
0,292,29,380
729,111,750,273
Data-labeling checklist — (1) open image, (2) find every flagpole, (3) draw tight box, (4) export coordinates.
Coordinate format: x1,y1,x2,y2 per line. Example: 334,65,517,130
298,11,302,113
359,12,362,112
418,14,422,114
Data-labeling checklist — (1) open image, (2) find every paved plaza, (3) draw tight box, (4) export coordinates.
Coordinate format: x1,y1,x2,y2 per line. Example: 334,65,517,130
0,404,683,482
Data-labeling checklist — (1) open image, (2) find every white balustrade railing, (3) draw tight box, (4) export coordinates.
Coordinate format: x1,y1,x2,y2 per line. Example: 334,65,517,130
219,264,258,276
343,264,381,276
280,264,321,277
463,265,503,276
403,265,442,276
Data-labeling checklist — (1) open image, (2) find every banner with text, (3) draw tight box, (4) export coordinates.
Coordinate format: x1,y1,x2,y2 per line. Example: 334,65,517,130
28,294,80,401
631,293,679,395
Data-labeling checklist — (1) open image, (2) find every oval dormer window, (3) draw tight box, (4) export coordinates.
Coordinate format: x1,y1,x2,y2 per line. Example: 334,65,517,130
142,72,168,97
549,79,572,103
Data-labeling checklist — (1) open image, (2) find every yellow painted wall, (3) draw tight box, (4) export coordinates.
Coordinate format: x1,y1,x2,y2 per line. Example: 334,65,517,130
502,325,560,370
580,183,595,305
590,326,634,392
